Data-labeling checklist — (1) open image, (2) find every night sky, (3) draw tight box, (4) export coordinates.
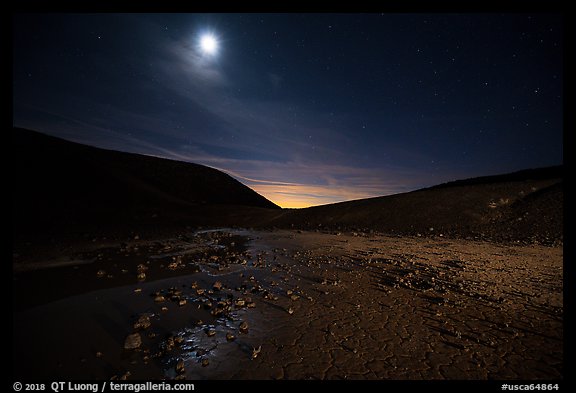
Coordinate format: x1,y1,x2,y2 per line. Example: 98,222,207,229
13,13,563,208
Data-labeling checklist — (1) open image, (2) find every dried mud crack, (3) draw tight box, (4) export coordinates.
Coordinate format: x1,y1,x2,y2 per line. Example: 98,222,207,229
13,229,562,380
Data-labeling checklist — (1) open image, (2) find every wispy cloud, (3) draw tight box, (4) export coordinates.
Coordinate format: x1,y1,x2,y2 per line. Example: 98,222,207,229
13,15,459,208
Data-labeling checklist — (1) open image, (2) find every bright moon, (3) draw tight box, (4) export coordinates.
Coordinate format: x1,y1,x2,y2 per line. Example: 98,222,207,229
200,34,218,55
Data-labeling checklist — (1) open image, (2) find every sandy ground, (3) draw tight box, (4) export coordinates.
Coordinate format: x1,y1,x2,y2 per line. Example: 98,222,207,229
13,229,563,380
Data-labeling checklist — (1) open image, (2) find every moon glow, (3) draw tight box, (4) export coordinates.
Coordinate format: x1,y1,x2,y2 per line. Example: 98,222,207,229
200,34,218,55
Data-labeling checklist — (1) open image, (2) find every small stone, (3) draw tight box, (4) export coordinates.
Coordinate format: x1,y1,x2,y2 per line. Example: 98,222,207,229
178,299,187,306
196,288,205,296
137,272,146,281
251,345,262,360
96,270,106,278
191,282,198,289
290,295,300,301
206,329,216,337
134,314,151,330
133,288,142,293
165,337,175,351
287,307,294,315
247,302,256,308
154,295,166,303
235,299,246,307
95,351,103,358
175,360,185,374
161,306,168,311
124,333,142,350
119,371,131,380
239,321,249,334
134,235,140,240
213,281,223,291
226,332,236,341
202,301,213,309
201,359,209,367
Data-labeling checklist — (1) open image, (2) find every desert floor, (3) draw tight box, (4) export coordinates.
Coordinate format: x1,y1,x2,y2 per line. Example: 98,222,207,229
13,229,563,380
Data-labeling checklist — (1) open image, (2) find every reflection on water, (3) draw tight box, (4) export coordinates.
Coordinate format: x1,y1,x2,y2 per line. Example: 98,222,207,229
14,228,288,380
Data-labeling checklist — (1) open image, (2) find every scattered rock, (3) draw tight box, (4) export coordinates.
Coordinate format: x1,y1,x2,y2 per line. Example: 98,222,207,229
133,288,142,293
206,329,217,337
165,337,175,352
134,315,151,330
95,351,103,358
213,281,223,291
226,332,236,342
287,307,294,315
196,288,205,296
251,345,262,360
154,295,166,303
202,300,213,309
239,321,249,334
120,371,131,380
96,270,106,278
175,360,185,374
201,359,209,367
178,299,187,306
263,292,278,301
124,333,142,350
137,272,146,281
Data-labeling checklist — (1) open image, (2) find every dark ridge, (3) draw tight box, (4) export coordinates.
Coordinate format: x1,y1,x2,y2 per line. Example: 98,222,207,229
428,166,563,189
12,127,280,245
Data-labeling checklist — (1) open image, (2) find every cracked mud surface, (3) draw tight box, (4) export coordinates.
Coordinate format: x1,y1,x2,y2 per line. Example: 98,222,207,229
13,230,562,380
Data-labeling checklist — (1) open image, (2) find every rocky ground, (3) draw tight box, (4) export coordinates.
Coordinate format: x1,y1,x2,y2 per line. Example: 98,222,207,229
13,229,563,380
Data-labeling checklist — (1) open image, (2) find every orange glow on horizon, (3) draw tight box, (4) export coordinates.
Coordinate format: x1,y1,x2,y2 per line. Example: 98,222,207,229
250,183,387,209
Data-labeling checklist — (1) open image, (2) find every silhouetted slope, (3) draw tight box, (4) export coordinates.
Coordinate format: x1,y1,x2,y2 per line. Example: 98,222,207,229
271,167,562,244
12,127,279,239
429,166,563,189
